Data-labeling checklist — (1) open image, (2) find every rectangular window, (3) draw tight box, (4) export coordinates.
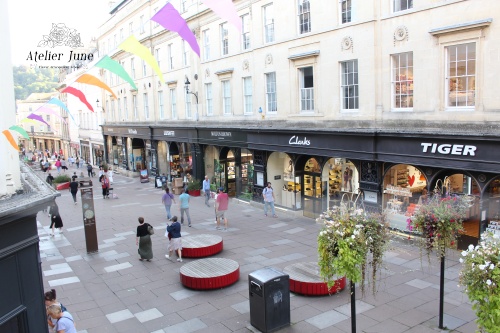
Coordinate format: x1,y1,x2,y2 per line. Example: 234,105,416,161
341,0,351,24
203,29,210,61
263,4,275,43
109,71,113,85
392,52,413,109
340,60,359,110
159,92,164,119
170,89,177,119
243,77,253,115
298,0,311,34
117,98,122,120
105,101,109,119
394,0,413,12
222,80,231,115
168,44,174,70
205,83,213,116
241,14,251,50
181,0,187,13
46,115,50,121
120,28,123,41
131,58,135,79
113,34,117,48
266,72,277,113
155,49,161,69
299,66,314,112
143,93,149,119
111,100,115,121
185,90,192,119
129,22,133,36
220,23,229,56
107,38,111,53
153,8,159,27
140,15,145,34
142,60,147,76
133,95,138,119
182,40,189,66
447,42,476,108
123,96,128,119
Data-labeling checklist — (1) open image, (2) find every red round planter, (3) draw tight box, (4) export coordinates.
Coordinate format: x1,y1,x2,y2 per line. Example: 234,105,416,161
189,189,201,197
182,234,223,258
55,182,70,190
284,262,346,296
180,258,239,290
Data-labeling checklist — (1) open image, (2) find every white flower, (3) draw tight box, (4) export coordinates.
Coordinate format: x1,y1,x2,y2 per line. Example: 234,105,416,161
459,258,463,263
468,244,474,251
490,264,495,270
351,235,356,239
486,279,492,286
479,264,486,270
461,251,467,257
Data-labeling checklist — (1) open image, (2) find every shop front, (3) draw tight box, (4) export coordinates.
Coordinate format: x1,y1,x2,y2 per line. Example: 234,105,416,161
198,130,249,198
92,143,104,166
248,131,373,218
80,140,90,163
377,135,500,247
70,142,80,158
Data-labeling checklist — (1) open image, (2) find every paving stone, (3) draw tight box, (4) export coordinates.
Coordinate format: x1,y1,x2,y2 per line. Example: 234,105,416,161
106,309,135,323
305,310,349,329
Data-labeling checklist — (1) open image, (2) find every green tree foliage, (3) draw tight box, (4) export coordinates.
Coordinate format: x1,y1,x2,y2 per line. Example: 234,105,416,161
13,65,59,100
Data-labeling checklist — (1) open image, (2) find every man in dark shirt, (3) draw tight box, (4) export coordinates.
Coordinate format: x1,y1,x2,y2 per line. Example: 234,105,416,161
69,179,79,204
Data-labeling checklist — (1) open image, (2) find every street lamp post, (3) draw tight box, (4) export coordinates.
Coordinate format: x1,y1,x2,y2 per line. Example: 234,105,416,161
185,77,199,121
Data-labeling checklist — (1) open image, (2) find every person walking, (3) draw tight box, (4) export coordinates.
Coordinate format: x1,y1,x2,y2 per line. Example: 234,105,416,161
215,186,229,230
75,156,80,169
48,201,63,236
61,158,68,172
263,182,278,218
69,178,78,205
162,187,176,220
178,189,192,227
165,216,182,262
47,304,76,333
55,158,62,173
101,174,110,199
87,163,93,177
202,175,211,207
46,173,54,186
106,166,114,185
136,217,153,261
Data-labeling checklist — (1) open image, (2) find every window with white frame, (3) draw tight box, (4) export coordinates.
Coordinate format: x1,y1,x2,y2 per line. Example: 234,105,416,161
159,92,164,119
220,23,229,56
222,80,231,115
155,49,161,69
113,34,117,48
143,93,149,119
105,100,109,119
203,29,210,61
131,58,135,79
182,40,189,66
447,42,475,108
392,52,413,109
133,95,138,119
170,89,177,119
168,44,174,70
243,77,253,114
185,90,192,119
265,72,277,113
394,0,413,12
153,8,159,27
263,4,275,43
129,22,133,36
340,60,359,110
205,83,213,116
340,0,351,24
102,42,106,56
140,15,145,33
181,0,187,13
120,28,123,41
111,100,115,121
142,60,147,76
46,115,50,121
107,38,111,53
298,0,311,34
241,14,251,50
117,98,122,120
299,66,314,112
123,96,128,119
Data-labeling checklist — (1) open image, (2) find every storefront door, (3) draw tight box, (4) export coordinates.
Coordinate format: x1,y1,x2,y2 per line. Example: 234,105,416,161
303,158,322,219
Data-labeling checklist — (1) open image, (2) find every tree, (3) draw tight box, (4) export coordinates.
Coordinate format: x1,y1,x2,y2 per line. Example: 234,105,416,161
12,65,59,100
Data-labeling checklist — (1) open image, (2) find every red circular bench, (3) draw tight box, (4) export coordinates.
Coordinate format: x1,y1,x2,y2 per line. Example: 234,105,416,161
180,258,239,290
182,234,223,258
284,262,346,296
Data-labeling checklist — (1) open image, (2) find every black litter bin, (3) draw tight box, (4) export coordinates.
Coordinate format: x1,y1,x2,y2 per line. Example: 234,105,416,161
154,175,162,188
249,267,290,333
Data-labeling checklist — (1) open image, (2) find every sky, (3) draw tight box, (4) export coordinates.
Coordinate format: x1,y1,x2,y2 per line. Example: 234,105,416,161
8,0,110,65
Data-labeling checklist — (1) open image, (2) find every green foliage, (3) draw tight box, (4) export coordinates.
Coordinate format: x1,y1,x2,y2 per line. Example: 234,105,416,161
187,178,201,190
407,194,472,258
13,65,59,100
210,183,217,192
317,210,389,295
53,174,70,184
460,232,500,333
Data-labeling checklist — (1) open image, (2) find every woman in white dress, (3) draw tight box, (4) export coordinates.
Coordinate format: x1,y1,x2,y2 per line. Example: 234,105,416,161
107,167,114,184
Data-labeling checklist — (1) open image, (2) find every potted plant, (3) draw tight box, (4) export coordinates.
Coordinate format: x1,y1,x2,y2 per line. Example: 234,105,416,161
460,231,500,333
187,178,201,197
52,174,71,190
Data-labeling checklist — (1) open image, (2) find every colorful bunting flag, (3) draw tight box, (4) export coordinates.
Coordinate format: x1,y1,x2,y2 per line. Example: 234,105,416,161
2,130,20,151
47,97,76,123
119,35,164,83
27,113,50,126
151,3,200,57
76,73,117,98
35,106,67,124
20,118,38,125
96,56,137,90
203,0,242,32
9,126,29,139
62,86,94,112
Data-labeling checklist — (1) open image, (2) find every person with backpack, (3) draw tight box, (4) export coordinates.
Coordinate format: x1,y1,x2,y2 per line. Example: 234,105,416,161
44,289,69,333
46,173,54,186
47,304,76,333
87,163,93,177
263,182,278,218
101,174,110,199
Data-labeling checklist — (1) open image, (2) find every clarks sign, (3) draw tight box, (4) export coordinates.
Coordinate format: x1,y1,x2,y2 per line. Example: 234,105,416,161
421,143,476,156
289,136,310,146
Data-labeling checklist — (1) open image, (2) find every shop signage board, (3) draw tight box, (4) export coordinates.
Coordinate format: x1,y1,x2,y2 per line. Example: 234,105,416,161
198,129,247,147
80,183,98,253
102,126,151,138
151,127,195,142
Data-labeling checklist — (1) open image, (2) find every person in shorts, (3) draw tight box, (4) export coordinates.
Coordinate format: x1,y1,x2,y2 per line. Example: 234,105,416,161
166,216,182,262
215,187,229,230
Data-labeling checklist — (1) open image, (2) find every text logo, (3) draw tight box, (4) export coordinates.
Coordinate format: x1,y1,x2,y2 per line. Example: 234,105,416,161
38,23,84,48
421,143,476,156
164,131,175,136
211,131,232,137
128,129,138,134
289,136,310,146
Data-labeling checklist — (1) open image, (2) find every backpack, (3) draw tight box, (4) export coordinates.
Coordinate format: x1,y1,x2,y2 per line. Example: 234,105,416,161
102,178,109,188
87,164,92,171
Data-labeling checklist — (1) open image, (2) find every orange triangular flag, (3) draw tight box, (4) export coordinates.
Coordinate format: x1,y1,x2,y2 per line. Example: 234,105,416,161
2,130,19,151
76,73,117,98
